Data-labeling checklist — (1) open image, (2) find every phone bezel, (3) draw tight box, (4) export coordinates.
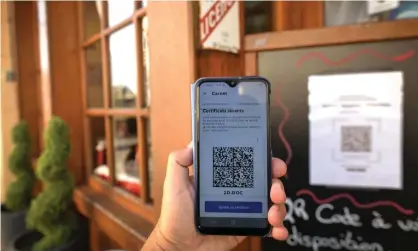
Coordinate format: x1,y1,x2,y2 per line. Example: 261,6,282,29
193,76,273,236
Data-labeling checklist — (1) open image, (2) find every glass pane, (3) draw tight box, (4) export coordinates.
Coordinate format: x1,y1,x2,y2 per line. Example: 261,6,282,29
85,42,104,108
142,17,150,107
107,0,135,27
244,1,272,34
112,117,140,196
389,1,418,20
109,25,138,108
325,1,418,27
83,1,101,39
89,117,107,182
325,1,374,27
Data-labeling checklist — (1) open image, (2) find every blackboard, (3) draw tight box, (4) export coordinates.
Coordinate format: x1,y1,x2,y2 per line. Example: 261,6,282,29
259,38,418,251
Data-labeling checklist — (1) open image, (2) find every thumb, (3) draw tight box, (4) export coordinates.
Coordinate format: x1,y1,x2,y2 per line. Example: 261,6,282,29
165,142,193,189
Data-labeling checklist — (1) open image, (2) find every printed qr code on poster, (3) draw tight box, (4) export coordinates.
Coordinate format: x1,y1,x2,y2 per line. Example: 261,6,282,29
212,147,254,188
341,126,372,153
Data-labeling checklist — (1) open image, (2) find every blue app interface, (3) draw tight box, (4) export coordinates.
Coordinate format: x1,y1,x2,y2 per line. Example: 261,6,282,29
198,81,268,228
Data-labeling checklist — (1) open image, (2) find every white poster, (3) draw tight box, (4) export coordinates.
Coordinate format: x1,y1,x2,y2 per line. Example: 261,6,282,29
308,72,403,190
200,0,240,53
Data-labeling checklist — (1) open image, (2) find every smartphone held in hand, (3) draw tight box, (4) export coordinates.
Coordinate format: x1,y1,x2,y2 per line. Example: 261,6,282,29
191,76,272,236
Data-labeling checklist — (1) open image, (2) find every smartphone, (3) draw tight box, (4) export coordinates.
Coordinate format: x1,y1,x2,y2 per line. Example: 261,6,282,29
192,76,272,236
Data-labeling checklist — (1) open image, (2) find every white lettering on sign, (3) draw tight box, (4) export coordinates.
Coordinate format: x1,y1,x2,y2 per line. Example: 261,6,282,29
287,225,384,251
315,204,362,227
199,0,239,53
200,1,235,44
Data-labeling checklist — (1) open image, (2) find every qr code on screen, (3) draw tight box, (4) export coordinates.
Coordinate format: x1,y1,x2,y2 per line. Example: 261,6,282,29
341,126,372,153
213,147,254,188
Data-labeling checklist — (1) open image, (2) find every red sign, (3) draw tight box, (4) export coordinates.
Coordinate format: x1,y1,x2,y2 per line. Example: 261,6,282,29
200,0,236,44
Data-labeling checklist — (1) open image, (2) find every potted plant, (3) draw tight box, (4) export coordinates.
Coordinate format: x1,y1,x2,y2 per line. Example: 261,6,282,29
1,121,36,250
10,116,86,251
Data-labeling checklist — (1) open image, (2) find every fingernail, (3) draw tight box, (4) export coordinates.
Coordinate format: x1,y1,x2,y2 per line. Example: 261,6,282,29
187,141,193,148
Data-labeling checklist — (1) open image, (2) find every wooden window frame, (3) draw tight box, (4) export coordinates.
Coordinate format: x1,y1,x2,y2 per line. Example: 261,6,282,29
244,18,418,52
77,1,154,223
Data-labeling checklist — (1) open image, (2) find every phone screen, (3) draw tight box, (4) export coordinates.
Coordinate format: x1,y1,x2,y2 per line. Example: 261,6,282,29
196,80,270,232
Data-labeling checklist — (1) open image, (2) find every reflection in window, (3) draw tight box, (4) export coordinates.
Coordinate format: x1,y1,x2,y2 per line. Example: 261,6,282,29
325,1,418,27
107,0,135,27
109,25,138,108
112,117,140,196
85,42,104,108
89,117,107,181
325,1,374,27
244,1,272,34
83,1,101,38
389,1,418,20
142,17,150,107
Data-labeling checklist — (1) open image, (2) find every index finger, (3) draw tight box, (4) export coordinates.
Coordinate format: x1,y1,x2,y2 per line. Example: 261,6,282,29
272,158,287,178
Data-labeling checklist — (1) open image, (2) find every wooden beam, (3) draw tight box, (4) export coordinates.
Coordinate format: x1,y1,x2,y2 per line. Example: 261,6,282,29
147,1,197,221
74,186,153,251
271,1,323,31
14,1,42,156
245,18,418,52
44,1,85,185
244,52,257,76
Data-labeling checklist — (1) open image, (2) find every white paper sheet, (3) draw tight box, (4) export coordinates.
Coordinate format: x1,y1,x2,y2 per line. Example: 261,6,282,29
367,0,400,15
308,71,403,190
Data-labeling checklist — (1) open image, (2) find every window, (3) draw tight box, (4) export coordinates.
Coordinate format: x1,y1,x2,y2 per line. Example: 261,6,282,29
80,0,153,209
325,0,418,27
244,1,272,34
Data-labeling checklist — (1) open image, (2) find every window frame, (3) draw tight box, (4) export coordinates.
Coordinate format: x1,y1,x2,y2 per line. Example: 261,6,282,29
244,18,418,52
77,1,154,223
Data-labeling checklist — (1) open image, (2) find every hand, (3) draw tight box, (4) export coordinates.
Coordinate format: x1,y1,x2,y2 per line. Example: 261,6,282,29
155,143,288,251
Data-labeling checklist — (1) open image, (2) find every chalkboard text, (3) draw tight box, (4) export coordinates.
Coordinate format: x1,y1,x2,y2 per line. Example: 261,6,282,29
287,225,384,251
284,194,417,251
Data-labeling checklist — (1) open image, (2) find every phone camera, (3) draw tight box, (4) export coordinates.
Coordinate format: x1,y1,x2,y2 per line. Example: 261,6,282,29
230,81,236,87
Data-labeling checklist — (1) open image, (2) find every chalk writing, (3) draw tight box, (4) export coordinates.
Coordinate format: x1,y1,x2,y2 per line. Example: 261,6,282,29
286,197,362,227
254,37,267,48
371,211,392,229
285,197,309,224
397,218,418,232
287,225,385,251
316,204,362,227
284,194,416,251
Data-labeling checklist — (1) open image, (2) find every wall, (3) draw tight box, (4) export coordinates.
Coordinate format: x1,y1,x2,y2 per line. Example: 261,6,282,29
14,1,42,158
1,2,20,201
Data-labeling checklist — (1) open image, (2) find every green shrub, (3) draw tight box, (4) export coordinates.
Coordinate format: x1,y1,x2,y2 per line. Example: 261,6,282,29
5,121,35,211
26,116,78,251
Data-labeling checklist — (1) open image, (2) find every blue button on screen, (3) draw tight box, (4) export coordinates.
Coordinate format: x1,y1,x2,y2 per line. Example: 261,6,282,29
205,201,262,213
